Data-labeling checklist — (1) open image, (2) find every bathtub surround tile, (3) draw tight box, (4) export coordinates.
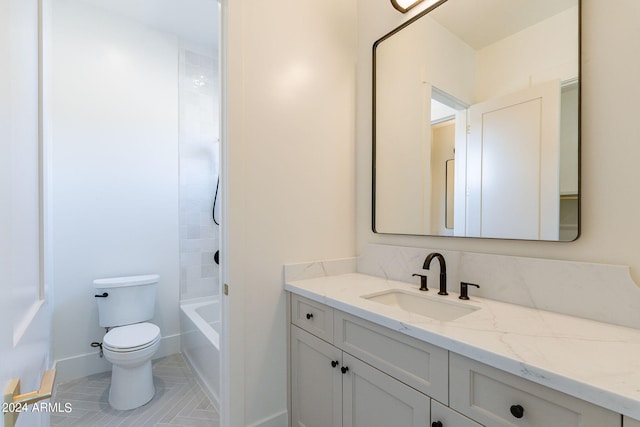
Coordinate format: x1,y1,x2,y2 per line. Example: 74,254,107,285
181,239,203,253
186,225,201,239
201,264,216,278
52,354,218,427
201,252,215,265
201,212,216,227
178,46,220,302
180,252,201,267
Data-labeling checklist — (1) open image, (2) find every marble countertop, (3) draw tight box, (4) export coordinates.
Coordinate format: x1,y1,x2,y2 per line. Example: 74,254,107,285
285,272,640,420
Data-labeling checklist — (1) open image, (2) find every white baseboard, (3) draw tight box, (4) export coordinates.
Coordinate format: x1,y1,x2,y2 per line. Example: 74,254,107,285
53,333,181,384
247,410,288,427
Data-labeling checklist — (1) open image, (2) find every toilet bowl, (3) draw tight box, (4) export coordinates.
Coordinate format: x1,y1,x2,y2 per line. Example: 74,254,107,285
102,322,161,410
93,274,161,411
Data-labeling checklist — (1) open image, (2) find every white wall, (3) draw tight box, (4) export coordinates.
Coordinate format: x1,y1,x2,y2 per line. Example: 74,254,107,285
475,6,579,102
51,0,180,380
374,14,475,235
375,32,432,234
224,0,357,424
357,0,640,285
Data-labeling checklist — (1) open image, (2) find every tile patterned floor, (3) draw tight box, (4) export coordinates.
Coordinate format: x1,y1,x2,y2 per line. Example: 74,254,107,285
51,354,219,426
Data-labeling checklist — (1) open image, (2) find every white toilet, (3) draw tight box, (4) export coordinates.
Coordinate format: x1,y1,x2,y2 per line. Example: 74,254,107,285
93,274,161,411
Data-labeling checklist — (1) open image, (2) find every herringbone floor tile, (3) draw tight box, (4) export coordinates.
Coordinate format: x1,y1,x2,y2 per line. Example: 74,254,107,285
51,354,219,426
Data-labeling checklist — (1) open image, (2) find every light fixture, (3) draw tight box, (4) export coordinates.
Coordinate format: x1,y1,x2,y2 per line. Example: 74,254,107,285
390,0,439,14
390,0,424,13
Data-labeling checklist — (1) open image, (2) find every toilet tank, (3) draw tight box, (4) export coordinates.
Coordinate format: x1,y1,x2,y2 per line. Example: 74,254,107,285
93,274,159,327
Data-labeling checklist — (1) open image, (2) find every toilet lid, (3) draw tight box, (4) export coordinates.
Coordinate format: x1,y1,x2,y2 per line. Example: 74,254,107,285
103,323,160,350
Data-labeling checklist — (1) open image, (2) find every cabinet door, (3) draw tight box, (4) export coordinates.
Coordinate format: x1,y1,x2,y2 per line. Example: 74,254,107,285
431,400,481,427
342,353,430,427
291,326,342,427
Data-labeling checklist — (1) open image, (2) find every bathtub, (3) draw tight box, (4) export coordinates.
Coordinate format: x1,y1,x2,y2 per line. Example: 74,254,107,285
180,297,220,409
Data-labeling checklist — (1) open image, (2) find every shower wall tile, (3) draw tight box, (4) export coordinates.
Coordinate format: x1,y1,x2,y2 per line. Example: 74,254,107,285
186,225,201,239
180,252,201,266
201,264,216,278
202,252,215,265
178,47,220,301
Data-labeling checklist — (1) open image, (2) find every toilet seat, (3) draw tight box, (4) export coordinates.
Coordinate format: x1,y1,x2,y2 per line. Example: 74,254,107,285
103,322,160,352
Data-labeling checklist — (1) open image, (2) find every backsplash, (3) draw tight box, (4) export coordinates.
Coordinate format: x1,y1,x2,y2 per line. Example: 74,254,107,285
284,257,356,282
285,244,640,330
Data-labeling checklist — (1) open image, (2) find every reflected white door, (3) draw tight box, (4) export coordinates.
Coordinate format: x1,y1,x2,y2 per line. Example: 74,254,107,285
466,80,560,240
1,1,52,426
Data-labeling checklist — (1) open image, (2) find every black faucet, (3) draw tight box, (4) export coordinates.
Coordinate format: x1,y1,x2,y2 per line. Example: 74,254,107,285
423,253,447,295
459,282,480,300
411,273,428,291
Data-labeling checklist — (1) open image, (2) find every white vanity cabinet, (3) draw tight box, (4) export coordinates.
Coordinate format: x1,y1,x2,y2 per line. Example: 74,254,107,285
625,416,640,427
333,310,448,404
290,295,435,427
289,293,625,427
341,352,430,427
449,353,620,427
291,326,431,427
431,400,482,427
291,325,342,427
291,292,334,343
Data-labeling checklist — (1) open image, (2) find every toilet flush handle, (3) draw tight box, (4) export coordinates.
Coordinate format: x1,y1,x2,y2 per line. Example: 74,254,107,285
94,292,109,298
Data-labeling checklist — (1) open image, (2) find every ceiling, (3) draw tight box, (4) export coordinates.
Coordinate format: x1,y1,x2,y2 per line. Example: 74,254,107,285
429,0,577,50
77,0,218,48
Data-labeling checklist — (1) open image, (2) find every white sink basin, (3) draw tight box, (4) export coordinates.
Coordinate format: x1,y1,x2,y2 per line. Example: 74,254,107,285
362,289,479,321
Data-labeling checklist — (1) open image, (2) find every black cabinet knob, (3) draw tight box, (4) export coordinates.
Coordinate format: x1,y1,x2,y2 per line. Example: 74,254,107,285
341,366,349,374
432,422,443,427
510,404,524,419
331,360,339,368
306,313,313,320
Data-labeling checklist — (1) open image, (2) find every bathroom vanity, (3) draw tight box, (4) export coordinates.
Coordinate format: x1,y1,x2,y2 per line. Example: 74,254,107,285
285,246,640,426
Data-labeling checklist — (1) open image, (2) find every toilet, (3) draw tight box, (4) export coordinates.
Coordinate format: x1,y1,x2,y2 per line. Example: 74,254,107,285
93,274,161,411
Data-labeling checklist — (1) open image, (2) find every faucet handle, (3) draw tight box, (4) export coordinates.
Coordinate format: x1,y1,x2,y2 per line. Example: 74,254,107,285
412,274,428,291
459,282,480,300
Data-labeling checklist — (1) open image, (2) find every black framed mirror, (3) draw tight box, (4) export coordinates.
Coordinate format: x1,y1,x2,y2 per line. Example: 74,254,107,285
373,0,580,241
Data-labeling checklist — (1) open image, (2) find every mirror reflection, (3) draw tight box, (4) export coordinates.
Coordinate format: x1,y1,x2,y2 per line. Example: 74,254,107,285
373,0,579,241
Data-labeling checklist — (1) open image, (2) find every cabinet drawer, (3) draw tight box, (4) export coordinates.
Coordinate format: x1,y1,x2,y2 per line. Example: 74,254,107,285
625,417,640,427
431,400,481,427
291,294,334,342
334,311,448,404
450,353,620,427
